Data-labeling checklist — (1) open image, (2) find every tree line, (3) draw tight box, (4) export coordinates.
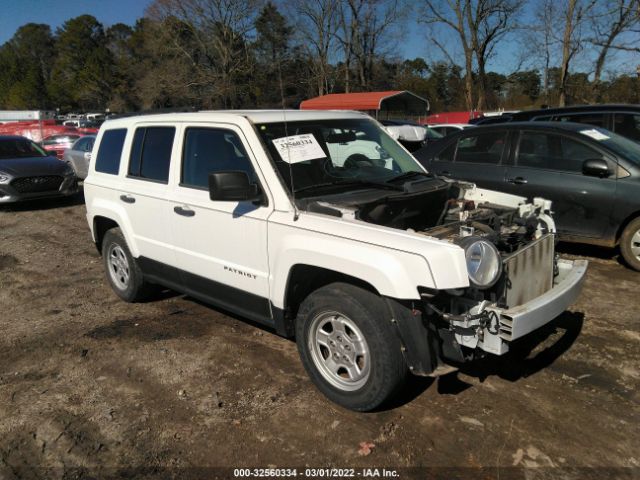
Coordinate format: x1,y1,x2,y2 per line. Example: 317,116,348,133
0,0,638,115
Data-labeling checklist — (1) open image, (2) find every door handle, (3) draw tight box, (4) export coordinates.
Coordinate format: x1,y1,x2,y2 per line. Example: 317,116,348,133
120,194,136,204
174,206,195,217
438,170,451,176
506,177,528,185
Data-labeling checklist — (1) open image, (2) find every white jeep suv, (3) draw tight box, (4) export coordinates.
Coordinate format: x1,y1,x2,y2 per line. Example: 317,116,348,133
84,110,587,411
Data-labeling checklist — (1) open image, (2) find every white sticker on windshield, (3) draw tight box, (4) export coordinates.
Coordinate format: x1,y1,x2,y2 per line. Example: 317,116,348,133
272,134,326,163
580,128,610,141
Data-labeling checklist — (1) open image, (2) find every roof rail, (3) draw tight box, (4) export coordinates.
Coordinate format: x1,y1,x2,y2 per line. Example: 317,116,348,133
107,107,198,120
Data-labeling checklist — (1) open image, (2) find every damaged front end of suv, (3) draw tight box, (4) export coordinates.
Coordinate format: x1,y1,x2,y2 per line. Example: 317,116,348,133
257,114,587,377
296,175,587,373
418,181,587,367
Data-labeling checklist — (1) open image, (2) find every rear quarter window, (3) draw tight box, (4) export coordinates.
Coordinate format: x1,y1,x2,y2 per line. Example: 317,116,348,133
95,129,127,175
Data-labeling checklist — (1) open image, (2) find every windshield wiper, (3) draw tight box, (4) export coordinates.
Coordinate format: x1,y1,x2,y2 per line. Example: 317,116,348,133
387,171,430,183
294,179,404,194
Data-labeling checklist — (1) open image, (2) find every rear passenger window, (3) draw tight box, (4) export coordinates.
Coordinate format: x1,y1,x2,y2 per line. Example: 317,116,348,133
556,113,606,129
181,128,257,189
95,129,126,175
455,131,506,164
128,127,175,183
613,113,640,142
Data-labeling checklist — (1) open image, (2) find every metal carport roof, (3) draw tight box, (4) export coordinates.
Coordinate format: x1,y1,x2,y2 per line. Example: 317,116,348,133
299,91,429,117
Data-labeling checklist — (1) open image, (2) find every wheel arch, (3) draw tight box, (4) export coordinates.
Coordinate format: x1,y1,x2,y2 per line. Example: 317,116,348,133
93,216,120,253
615,210,640,245
275,264,379,338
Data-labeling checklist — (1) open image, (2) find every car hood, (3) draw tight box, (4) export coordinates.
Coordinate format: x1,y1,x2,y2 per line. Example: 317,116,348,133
0,156,68,176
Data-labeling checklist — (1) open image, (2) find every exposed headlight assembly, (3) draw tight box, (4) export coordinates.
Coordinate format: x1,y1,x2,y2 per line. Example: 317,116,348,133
459,236,502,288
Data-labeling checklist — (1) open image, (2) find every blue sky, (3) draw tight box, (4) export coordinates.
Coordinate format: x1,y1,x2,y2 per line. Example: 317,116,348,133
0,0,638,79
0,0,151,42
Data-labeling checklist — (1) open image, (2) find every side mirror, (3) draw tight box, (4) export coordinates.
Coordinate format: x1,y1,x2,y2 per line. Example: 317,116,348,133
582,159,611,178
208,171,261,202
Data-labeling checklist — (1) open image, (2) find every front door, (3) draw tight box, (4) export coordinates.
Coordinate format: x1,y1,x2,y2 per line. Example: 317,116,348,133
169,124,272,324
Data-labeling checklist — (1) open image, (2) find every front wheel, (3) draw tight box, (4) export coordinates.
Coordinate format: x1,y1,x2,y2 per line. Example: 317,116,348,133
620,217,640,271
295,283,408,411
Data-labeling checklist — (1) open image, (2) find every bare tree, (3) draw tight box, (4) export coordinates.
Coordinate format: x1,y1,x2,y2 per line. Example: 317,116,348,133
146,0,262,108
588,0,640,100
536,0,555,104
556,0,596,106
336,0,406,92
291,0,340,96
467,0,523,110
422,1,475,109
422,0,522,111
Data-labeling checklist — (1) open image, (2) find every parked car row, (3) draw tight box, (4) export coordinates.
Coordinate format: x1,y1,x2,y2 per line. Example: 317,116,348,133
473,104,640,143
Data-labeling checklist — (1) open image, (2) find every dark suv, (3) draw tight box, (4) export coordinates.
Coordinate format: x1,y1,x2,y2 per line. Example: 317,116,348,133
416,122,640,270
485,104,640,143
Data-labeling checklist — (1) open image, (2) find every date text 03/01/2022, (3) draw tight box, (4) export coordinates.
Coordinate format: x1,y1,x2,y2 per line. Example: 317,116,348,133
233,467,400,478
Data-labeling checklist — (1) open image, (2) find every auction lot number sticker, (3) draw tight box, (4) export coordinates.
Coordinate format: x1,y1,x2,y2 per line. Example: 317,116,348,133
234,468,400,478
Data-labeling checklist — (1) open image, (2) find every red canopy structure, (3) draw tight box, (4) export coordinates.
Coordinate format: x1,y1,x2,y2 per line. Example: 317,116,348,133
299,90,429,118
422,110,483,125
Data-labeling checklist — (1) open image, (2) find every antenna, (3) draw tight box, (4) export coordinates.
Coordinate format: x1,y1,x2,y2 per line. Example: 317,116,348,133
278,56,299,221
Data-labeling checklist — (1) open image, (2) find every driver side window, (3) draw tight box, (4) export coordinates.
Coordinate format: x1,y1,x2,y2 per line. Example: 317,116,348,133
181,127,257,189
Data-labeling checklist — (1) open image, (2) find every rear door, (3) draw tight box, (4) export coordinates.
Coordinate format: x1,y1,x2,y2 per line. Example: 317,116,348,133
118,124,177,267
503,129,617,238
429,129,510,192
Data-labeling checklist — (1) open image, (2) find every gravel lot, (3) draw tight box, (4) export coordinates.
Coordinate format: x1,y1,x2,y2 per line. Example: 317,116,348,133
0,191,638,480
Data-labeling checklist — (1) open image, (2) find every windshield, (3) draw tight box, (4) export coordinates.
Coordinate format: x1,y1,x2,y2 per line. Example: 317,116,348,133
256,118,425,195
0,138,48,159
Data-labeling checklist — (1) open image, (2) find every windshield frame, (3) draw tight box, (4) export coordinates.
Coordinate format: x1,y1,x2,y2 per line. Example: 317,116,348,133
254,117,428,198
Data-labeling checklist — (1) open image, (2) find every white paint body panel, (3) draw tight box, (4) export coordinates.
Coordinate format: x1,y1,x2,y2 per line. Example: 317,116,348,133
84,110,536,311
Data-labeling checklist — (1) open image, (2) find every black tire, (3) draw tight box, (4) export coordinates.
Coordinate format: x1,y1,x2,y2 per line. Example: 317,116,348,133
295,282,408,411
620,217,640,271
101,228,152,302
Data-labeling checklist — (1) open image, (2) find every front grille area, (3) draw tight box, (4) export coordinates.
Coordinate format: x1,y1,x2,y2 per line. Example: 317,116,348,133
11,176,64,194
503,234,555,308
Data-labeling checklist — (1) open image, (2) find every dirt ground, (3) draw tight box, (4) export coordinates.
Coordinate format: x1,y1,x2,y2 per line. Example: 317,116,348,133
0,191,638,480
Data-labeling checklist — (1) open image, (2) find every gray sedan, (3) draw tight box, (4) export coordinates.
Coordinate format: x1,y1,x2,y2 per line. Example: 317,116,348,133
0,135,78,204
63,135,95,180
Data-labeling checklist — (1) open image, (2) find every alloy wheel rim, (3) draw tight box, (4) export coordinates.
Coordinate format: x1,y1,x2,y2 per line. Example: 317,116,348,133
631,229,640,260
308,311,370,391
108,244,130,290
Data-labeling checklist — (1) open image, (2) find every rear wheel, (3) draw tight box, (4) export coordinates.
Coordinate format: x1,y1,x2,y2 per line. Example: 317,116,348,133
620,217,640,271
295,282,408,411
102,228,152,302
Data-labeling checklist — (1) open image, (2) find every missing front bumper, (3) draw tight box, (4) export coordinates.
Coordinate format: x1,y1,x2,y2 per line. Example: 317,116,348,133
452,258,588,356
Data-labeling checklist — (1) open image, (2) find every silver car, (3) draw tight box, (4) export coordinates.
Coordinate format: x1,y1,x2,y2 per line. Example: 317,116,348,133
64,135,95,179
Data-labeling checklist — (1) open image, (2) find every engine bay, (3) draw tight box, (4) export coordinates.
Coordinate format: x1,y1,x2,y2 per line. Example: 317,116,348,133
299,177,552,256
